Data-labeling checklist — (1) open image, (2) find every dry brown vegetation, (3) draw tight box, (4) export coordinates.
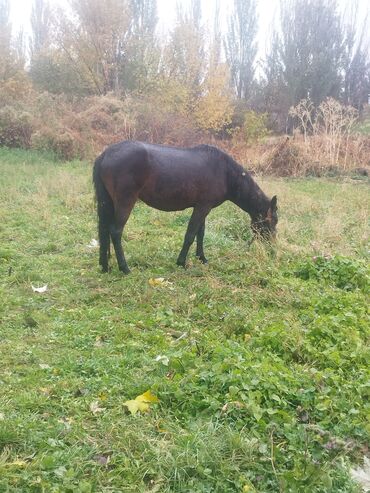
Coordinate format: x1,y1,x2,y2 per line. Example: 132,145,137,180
0,80,369,176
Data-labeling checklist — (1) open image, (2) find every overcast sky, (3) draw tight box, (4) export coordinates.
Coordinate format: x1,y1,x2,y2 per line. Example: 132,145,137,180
8,0,370,58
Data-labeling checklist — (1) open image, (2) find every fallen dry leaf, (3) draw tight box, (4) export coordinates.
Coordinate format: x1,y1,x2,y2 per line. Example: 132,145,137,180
87,239,99,249
155,355,169,366
93,454,110,466
90,401,105,415
31,284,48,293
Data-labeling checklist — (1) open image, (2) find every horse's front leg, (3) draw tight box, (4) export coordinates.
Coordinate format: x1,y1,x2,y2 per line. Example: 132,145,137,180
196,221,208,264
177,207,210,268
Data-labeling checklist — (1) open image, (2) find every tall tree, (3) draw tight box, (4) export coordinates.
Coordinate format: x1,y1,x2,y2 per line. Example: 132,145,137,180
30,0,51,57
164,0,204,93
342,2,370,110
123,0,159,92
224,0,258,100
210,0,221,69
262,0,347,129
268,0,344,107
55,0,131,94
0,0,12,80
0,0,26,83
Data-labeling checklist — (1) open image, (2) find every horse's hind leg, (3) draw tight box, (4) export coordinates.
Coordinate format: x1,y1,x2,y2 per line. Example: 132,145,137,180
196,221,208,264
177,207,211,267
110,199,136,274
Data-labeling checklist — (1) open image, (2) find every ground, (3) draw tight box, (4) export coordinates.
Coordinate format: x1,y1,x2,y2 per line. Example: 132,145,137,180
0,148,369,492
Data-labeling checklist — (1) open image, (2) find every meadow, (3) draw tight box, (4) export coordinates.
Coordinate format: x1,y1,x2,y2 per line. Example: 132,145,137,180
0,148,369,492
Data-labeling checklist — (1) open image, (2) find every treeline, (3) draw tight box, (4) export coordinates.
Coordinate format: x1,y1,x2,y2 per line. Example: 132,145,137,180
0,0,369,162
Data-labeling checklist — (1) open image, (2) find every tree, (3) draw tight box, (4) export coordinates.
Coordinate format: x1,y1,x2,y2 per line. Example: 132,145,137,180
342,2,370,110
224,0,258,100
0,0,12,80
30,0,52,57
164,0,204,95
54,0,131,94
195,63,233,134
263,0,346,129
122,0,159,92
0,0,29,103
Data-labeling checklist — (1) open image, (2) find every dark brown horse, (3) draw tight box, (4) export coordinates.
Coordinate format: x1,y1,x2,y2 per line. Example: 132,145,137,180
93,141,278,273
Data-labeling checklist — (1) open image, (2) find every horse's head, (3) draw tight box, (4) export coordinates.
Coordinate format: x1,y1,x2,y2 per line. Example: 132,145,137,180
251,195,278,241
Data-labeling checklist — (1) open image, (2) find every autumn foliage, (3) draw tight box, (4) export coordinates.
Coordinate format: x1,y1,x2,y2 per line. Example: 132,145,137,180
0,0,369,173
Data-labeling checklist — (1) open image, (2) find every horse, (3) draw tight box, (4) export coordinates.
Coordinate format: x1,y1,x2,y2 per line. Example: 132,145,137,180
93,141,278,273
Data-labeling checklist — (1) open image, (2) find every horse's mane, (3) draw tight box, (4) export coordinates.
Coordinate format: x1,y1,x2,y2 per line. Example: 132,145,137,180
193,144,250,176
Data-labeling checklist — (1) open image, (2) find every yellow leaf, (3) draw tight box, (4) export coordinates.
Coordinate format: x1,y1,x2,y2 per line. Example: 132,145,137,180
8,460,27,467
242,484,256,492
136,390,159,403
148,277,165,286
123,390,159,415
123,399,150,415
148,278,173,288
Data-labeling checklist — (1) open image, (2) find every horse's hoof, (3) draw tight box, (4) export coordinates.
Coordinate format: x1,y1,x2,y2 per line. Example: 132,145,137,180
119,266,131,274
176,260,186,268
198,256,208,264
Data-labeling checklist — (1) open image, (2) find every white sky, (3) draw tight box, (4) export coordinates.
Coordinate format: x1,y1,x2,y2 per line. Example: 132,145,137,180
8,0,370,58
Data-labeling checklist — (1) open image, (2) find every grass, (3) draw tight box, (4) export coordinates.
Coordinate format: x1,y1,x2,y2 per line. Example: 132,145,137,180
0,147,369,492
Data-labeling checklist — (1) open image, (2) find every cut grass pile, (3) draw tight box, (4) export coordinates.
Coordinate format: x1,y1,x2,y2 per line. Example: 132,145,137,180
0,148,369,492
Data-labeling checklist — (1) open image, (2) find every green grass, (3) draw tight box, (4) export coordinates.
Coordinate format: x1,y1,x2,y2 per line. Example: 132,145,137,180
0,148,369,492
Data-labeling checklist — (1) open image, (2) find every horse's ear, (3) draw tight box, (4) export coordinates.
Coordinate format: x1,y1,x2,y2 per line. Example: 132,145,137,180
267,196,277,221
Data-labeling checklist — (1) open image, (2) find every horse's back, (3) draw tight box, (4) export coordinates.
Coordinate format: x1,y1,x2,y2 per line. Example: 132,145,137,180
100,141,148,170
97,141,230,211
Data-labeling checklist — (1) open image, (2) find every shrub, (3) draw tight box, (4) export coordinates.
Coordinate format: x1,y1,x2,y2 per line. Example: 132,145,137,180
289,98,360,169
265,137,316,176
239,110,269,144
31,129,82,161
194,64,234,134
0,106,33,148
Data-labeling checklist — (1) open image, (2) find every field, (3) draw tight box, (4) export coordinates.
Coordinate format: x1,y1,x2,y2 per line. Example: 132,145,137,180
0,148,369,493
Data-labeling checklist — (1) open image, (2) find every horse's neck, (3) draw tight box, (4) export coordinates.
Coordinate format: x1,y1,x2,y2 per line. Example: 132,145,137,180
229,165,269,217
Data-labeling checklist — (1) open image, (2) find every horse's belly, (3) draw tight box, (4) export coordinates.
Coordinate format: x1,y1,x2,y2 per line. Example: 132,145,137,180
137,172,197,210
139,192,194,211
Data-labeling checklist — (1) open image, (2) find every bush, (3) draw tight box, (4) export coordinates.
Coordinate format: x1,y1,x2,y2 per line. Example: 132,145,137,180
0,106,33,148
265,137,316,176
238,110,269,144
31,129,80,161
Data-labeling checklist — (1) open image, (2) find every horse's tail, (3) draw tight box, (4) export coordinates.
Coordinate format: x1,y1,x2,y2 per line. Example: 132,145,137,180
93,153,114,271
